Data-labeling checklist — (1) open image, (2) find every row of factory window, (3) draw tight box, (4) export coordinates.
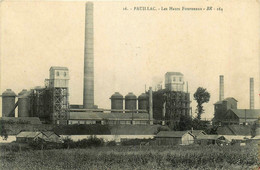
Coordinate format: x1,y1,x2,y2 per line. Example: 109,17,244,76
56,71,67,77
172,77,182,82
68,120,148,125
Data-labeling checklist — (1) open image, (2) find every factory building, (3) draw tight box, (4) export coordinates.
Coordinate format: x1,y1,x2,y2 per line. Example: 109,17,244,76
68,112,150,125
213,76,259,125
213,97,238,122
46,66,70,124
1,66,70,124
155,131,194,145
1,3,191,128
214,97,260,125
152,72,191,126
70,88,153,126
224,109,260,125
153,89,191,124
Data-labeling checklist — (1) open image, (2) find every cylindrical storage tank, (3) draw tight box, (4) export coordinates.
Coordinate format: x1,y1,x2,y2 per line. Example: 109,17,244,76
18,89,27,97
2,89,17,117
18,92,31,117
125,92,137,113
138,93,148,111
110,92,123,113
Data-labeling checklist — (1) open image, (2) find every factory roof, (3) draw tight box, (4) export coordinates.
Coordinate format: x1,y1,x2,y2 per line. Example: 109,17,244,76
196,135,222,140
222,135,251,142
228,109,260,119
110,92,123,99
190,130,207,137
16,131,61,142
49,66,69,70
138,93,148,100
165,72,183,76
156,131,194,138
16,131,42,138
216,125,252,136
214,97,238,105
0,117,42,124
69,112,150,120
125,92,137,99
42,131,60,137
1,89,17,97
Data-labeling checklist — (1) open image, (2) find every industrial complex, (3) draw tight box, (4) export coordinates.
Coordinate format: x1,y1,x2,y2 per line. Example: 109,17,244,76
1,2,259,145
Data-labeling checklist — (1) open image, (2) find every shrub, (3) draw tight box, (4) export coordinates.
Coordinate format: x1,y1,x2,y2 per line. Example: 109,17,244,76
121,138,152,146
62,136,104,149
86,135,104,147
106,140,117,146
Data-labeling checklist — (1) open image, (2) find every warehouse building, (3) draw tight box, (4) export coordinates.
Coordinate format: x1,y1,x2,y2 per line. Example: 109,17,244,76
16,131,61,143
213,76,259,125
213,97,238,123
190,130,206,139
155,131,194,145
213,97,260,125
223,109,260,125
152,72,191,126
196,135,227,145
68,112,151,125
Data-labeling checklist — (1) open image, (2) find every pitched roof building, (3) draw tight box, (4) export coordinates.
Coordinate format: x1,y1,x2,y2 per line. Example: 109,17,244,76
155,131,194,145
213,97,259,125
16,131,60,143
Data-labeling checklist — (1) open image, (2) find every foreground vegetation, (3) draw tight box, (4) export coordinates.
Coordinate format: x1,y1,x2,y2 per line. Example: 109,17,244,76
0,145,258,169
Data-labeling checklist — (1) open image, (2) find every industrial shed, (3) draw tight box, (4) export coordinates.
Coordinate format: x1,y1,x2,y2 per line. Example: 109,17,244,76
68,112,151,125
196,135,227,145
155,131,194,145
0,117,42,124
223,135,250,146
224,109,260,125
216,125,252,136
190,130,206,138
16,131,60,143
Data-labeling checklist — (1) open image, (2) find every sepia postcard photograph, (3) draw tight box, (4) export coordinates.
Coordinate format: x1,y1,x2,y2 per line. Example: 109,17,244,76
0,0,259,169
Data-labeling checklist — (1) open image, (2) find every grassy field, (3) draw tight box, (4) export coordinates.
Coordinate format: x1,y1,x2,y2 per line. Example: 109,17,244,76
0,145,259,170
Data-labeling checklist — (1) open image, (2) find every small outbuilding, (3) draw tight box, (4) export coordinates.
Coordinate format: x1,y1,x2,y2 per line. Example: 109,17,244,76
155,131,194,145
190,130,207,138
16,131,61,143
196,135,227,145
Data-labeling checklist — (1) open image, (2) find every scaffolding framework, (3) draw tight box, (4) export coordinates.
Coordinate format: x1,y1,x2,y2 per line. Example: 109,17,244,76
153,89,191,125
50,87,69,124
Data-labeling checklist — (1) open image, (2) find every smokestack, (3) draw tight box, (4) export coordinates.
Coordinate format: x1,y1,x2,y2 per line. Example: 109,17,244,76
219,75,224,101
149,87,153,125
83,2,94,109
250,78,254,109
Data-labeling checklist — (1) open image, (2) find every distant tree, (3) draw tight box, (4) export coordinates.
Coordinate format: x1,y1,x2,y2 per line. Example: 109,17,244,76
193,87,210,120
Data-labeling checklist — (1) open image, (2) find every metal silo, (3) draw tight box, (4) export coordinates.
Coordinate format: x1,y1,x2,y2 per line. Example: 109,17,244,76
125,92,137,113
138,93,148,111
2,89,17,117
18,92,31,117
18,89,27,97
110,92,123,113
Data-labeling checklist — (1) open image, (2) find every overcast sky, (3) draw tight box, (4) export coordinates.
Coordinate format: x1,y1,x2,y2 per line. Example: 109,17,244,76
0,1,259,119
